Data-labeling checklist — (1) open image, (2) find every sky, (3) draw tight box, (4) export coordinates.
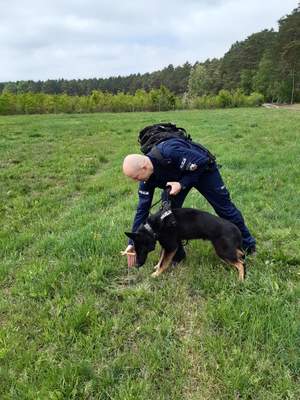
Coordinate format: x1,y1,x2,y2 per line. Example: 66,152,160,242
0,0,298,82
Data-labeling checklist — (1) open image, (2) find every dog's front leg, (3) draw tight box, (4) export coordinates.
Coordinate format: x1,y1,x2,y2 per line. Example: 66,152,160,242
151,249,177,277
153,248,165,271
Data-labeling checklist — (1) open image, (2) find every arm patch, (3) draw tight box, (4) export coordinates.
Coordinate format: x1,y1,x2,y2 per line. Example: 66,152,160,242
139,190,150,196
180,157,187,170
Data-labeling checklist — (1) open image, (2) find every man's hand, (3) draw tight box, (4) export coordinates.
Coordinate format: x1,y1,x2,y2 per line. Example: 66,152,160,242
166,181,182,195
121,244,137,268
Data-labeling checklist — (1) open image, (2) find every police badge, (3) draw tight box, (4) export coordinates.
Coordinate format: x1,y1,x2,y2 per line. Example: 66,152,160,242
188,163,198,171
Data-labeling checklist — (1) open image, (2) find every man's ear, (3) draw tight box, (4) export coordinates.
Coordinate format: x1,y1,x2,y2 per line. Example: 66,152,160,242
142,157,151,172
125,232,137,240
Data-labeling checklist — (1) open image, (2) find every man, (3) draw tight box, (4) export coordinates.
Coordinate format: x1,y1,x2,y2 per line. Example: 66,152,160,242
122,137,256,267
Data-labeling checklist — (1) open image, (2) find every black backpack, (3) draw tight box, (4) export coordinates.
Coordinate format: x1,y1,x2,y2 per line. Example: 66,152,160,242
138,122,216,163
138,123,191,154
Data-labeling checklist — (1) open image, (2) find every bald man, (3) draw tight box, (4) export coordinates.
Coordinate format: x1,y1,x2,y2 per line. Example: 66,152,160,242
123,154,154,183
122,138,256,267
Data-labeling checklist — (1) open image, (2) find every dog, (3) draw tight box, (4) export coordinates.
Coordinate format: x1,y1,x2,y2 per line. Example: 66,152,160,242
125,207,245,280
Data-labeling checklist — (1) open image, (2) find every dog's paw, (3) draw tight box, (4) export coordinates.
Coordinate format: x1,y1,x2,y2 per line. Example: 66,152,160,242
153,264,160,271
151,269,162,278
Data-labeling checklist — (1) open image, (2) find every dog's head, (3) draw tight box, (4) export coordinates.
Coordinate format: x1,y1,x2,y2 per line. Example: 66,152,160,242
125,224,156,267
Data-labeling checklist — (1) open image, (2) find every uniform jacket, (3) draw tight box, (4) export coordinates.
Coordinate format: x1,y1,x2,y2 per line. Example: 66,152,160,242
130,138,216,237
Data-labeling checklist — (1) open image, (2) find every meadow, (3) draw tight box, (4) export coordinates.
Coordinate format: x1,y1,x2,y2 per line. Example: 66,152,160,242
0,108,299,399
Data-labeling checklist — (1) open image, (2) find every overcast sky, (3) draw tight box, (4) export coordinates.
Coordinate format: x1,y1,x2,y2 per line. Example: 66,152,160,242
0,0,298,82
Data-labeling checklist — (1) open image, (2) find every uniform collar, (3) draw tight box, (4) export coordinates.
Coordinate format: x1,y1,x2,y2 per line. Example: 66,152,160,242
147,154,161,181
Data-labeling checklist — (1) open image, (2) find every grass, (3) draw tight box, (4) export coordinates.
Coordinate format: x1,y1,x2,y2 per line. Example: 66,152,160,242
0,109,299,399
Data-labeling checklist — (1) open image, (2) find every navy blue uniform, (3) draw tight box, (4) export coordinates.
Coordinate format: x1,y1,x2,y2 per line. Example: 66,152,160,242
130,138,255,250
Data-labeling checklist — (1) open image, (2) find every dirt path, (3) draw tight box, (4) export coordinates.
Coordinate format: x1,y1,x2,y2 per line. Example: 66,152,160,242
262,103,300,110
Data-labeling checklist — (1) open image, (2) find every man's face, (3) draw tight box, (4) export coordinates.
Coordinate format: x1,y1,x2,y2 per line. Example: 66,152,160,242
131,166,151,182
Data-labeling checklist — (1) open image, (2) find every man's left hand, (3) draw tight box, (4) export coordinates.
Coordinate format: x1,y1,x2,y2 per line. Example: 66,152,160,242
166,182,181,195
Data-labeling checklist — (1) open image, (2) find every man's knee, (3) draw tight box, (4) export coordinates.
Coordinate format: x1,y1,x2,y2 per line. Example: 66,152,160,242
216,205,245,224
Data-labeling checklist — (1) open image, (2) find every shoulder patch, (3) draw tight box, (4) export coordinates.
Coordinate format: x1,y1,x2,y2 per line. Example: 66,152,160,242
187,163,198,171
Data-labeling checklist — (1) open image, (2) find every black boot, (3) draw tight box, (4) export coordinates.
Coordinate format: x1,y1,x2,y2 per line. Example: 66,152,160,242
244,245,256,256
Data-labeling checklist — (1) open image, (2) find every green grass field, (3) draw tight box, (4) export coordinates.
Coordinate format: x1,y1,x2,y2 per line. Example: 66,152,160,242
0,109,299,399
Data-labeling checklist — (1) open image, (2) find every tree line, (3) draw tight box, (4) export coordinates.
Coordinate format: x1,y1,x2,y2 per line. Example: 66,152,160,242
0,86,264,115
0,5,299,106
0,63,192,97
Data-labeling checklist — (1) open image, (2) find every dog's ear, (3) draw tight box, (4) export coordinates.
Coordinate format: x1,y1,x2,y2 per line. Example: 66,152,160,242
125,231,137,240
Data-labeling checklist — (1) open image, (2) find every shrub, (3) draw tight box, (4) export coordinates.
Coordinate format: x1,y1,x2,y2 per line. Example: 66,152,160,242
246,92,265,106
216,89,233,108
231,89,247,107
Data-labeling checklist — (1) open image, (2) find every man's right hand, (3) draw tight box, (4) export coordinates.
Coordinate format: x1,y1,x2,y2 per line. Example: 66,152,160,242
121,245,137,268
166,181,182,195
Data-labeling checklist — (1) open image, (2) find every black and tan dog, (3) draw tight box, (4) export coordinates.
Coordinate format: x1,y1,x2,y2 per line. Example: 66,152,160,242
125,208,245,280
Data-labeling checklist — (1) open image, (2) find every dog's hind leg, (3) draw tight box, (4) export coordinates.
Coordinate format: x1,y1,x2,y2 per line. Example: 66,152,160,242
153,248,165,271
151,249,177,277
236,248,246,279
214,240,246,281
226,258,245,281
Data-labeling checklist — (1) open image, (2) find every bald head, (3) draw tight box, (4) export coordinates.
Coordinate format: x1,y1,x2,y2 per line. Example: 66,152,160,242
123,154,153,181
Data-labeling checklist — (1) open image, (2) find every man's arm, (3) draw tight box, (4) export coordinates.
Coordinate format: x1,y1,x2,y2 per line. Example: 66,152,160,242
122,182,154,267
129,181,154,244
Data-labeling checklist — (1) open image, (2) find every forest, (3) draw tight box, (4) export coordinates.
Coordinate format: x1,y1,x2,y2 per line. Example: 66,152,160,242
0,5,299,115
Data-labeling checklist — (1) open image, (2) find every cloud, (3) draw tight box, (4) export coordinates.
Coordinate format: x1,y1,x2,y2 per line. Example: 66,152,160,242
0,0,298,81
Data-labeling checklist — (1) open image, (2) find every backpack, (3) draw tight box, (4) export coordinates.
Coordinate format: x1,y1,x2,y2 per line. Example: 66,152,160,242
138,123,191,154
138,122,216,163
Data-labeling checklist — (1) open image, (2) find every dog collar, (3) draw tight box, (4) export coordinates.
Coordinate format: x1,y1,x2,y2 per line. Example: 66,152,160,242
160,210,172,220
144,223,157,239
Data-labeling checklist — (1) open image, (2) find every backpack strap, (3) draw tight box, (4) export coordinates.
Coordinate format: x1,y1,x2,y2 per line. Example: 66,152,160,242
191,142,216,163
148,145,173,168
